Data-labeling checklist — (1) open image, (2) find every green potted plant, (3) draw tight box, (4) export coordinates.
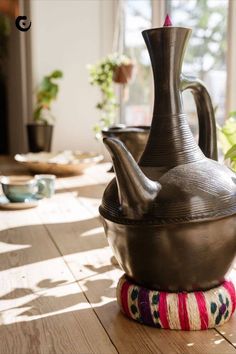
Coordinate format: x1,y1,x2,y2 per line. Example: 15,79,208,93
112,54,134,84
88,53,134,139
217,111,236,170
27,70,63,152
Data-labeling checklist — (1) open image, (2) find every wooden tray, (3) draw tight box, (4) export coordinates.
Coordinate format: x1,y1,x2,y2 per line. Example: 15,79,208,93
15,151,104,176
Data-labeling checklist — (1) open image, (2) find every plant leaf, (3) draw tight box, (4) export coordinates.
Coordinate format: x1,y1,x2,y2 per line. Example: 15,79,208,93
229,111,236,119
225,145,236,160
50,70,63,78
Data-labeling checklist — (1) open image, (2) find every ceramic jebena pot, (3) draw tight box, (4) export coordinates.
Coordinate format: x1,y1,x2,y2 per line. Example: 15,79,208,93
27,124,53,152
102,125,150,163
100,25,236,292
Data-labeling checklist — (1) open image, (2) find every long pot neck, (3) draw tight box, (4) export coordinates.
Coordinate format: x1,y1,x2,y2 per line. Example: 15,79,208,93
139,27,204,168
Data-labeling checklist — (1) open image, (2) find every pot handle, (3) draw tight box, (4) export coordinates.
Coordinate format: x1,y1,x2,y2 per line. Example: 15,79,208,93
35,179,47,199
181,75,218,161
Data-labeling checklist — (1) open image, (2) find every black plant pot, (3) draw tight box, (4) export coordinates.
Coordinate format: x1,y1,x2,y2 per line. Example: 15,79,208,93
27,124,53,152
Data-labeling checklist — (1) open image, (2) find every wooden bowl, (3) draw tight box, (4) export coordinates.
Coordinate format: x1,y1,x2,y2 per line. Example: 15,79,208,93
15,151,104,176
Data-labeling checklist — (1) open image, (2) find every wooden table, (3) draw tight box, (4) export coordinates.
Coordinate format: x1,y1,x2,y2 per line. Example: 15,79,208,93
0,158,236,354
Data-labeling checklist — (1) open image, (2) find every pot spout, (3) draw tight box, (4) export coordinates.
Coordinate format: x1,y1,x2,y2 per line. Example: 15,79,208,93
103,138,162,219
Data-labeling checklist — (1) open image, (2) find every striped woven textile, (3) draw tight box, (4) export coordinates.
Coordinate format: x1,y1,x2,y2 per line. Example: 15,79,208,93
117,274,236,330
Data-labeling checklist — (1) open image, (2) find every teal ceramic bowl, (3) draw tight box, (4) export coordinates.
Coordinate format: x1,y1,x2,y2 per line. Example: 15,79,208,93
1,176,38,202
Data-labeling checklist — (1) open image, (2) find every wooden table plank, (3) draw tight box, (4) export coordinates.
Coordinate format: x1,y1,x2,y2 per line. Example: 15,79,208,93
35,187,114,282
216,267,236,348
0,207,76,296
0,173,118,353
0,156,31,176
0,281,117,354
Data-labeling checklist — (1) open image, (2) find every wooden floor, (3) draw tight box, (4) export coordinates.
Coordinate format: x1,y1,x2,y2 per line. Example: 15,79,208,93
0,157,236,354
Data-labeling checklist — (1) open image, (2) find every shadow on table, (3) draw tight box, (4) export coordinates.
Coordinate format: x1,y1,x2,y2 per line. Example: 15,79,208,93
0,220,235,352
0,289,234,354
55,183,108,198
0,216,114,271
0,299,120,353
0,213,121,312
0,276,115,317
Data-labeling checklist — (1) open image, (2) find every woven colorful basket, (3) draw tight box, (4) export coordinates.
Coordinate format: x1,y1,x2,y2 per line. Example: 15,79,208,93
117,274,236,330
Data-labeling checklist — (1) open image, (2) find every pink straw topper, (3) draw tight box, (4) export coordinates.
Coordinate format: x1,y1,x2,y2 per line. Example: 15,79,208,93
163,14,172,27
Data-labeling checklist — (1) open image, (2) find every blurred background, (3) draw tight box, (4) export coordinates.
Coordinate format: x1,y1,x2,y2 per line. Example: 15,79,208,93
0,0,235,157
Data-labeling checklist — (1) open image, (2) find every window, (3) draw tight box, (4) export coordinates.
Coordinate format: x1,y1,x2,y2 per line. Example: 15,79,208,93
166,0,228,135
123,0,152,125
122,0,231,132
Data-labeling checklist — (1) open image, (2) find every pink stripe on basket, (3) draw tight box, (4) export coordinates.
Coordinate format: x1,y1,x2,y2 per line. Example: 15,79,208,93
194,291,209,330
223,281,236,313
178,293,190,330
159,292,170,329
120,281,131,317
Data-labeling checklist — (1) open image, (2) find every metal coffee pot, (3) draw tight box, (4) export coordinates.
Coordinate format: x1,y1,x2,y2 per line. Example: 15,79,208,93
99,25,236,292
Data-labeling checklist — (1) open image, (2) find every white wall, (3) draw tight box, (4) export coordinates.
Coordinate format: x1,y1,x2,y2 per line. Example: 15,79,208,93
30,0,115,154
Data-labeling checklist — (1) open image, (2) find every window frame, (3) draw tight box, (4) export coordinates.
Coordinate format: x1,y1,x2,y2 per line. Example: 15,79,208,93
154,0,235,119
226,0,236,113
120,0,236,123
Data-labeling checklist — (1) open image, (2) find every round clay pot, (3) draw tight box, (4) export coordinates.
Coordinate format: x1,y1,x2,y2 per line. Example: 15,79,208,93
102,125,150,162
113,63,134,84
